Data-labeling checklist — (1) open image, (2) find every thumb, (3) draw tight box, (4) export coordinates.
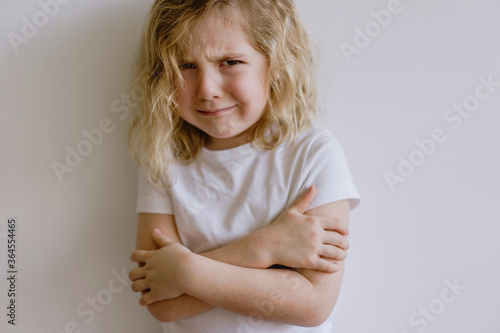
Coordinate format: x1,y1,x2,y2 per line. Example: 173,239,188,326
290,185,316,214
152,228,173,248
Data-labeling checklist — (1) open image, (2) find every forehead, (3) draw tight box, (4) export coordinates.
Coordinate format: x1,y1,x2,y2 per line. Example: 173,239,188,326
179,14,255,60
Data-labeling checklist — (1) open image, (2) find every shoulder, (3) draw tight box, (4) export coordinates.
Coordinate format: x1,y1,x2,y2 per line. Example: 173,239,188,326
283,125,343,157
296,125,338,147
277,125,351,183
288,126,361,211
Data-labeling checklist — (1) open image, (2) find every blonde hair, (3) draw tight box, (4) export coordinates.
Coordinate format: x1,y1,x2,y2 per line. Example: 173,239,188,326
129,0,317,185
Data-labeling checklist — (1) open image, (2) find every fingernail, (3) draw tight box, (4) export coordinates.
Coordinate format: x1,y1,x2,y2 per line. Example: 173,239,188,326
153,228,161,235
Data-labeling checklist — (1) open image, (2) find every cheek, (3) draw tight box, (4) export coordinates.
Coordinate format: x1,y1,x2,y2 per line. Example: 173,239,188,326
178,84,195,111
177,96,193,125
231,75,269,107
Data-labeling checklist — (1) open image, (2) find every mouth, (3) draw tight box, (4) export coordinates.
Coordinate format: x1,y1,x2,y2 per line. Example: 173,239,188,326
196,106,235,117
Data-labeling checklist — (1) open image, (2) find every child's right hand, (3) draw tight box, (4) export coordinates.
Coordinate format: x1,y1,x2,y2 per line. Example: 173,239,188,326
258,186,349,273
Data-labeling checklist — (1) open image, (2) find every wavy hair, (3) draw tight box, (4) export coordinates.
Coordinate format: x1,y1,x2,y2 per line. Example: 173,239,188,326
129,0,317,185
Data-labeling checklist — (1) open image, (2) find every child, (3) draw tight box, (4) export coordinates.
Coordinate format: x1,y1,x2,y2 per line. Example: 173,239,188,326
128,0,360,332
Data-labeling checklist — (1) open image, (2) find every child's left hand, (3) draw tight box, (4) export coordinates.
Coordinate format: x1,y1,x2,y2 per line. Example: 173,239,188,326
129,229,193,306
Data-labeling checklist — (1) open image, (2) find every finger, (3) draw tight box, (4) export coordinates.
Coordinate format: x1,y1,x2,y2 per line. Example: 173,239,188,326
303,256,337,273
324,261,340,273
319,244,347,261
152,228,174,248
323,231,349,250
130,250,149,263
315,258,341,273
321,216,349,236
131,279,150,293
290,185,316,214
128,267,146,282
139,290,158,306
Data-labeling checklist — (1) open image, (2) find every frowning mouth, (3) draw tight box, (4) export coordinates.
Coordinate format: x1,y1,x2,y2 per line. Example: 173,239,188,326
196,106,235,117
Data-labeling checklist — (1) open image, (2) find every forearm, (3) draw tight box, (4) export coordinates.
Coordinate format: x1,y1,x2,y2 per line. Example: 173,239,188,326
147,230,271,322
147,294,212,323
136,198,349,323
200,228,271,268
182,254,340,327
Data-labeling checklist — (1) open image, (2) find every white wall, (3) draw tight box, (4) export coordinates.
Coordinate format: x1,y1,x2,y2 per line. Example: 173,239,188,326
1,0,499,332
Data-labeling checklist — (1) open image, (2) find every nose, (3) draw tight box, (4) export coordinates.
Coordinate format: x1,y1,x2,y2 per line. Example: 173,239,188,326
196,68,223,101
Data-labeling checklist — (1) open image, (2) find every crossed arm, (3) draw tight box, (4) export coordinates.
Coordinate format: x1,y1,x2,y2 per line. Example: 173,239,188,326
129,186,351,327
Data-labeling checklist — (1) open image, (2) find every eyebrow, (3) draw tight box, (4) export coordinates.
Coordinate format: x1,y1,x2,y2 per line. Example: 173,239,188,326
180,53,250,63
218,53,248,59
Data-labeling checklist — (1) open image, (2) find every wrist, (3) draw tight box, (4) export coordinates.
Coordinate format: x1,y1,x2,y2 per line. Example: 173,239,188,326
252,227,274,268
178,251,196,294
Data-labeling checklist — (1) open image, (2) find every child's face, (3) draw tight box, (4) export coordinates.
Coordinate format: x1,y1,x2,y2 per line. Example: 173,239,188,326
177,16,269,150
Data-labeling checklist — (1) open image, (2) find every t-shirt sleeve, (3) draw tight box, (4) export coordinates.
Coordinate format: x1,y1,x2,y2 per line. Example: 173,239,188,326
136,168,174,214
299,129,361,211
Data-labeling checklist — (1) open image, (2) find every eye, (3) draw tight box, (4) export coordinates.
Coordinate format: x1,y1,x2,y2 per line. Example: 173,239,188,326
179,63,196,70
221,60,242,67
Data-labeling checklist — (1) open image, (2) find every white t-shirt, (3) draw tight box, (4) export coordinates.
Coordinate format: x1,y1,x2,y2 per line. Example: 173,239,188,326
137,126,361,333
